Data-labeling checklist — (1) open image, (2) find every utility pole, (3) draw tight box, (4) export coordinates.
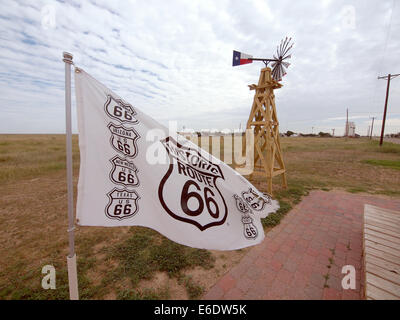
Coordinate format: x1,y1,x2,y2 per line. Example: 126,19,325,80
377,73,399,145
369,117,375,139
332,128,335,137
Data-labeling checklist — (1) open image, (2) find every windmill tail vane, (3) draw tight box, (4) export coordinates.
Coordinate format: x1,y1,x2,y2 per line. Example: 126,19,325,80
232,37,293,82
232,50,253,66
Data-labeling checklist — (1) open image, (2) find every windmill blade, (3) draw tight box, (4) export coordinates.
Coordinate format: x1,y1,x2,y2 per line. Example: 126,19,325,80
272,62,278,76
277,44,281,57
281,40,293,58
272,63,283,81
278,43,284,58
278,65,284,79
278,38,284,55
280,37,291,57
272,70,278,81
271,65,278,80
275,69,282,81
276,68,281,81
281,37,289,52
282,44,293,58
277,39,285,58
279,39,289,57
271,60,289,81
281,44,291,58
282,54,291,61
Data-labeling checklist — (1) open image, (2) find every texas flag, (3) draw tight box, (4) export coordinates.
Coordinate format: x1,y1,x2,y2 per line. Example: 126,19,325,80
232,50,253,66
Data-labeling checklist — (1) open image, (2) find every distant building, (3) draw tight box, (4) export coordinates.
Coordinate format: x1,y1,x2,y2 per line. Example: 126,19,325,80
345,121,356,137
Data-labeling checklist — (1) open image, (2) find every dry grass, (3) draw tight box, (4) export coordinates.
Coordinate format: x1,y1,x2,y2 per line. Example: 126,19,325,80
0,134,399,299
279,137,400,195
198,135,400,195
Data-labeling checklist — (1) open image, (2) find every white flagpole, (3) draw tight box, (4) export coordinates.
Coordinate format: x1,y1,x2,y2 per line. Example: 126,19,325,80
63,52,79,300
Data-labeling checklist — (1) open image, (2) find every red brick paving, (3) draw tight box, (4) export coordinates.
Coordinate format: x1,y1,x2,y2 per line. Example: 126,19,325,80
203,190,400,300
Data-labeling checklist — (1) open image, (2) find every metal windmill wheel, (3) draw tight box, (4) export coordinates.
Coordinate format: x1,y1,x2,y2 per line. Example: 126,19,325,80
271,37,293,81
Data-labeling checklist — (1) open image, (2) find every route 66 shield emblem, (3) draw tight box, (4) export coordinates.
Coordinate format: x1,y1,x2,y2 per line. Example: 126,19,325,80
107,123,140,158
104,94,138,124
233,194,258,239
109,156,139,187
105,188,140,220
158,137,228,231
241,187,272,211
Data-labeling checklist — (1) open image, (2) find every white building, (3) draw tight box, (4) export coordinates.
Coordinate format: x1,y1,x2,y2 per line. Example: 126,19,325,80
345,121,356,137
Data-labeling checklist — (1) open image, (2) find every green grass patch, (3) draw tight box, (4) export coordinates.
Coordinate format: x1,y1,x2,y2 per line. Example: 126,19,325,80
117,287,170,300
346,186,367,193
178,275,204,299
261,200,291,227
362,159,400,170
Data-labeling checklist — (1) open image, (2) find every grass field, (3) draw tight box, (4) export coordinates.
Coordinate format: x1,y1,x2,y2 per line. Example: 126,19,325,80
0,135,399,299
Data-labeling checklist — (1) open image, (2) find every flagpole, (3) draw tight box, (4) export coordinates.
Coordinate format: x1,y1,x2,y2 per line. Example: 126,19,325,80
63,51,79,300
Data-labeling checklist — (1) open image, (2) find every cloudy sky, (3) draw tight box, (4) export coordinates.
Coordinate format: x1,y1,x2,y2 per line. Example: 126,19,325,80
0,0,399,135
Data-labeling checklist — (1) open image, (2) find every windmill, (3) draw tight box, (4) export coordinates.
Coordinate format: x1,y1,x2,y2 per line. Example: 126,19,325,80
232,37,293,81
232,37,293,194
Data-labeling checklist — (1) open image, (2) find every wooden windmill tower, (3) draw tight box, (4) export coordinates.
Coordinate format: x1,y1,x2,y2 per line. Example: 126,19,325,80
233,37,293,194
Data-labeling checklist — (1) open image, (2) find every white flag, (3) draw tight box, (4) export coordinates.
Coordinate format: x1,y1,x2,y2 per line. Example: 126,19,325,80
74,68,279,250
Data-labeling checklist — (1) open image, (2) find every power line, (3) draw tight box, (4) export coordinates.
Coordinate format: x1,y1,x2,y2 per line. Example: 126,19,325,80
377,0,396,76
371,0,396,118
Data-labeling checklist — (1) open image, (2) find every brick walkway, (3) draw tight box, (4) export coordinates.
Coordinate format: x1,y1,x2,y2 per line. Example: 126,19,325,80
203,190,400,300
